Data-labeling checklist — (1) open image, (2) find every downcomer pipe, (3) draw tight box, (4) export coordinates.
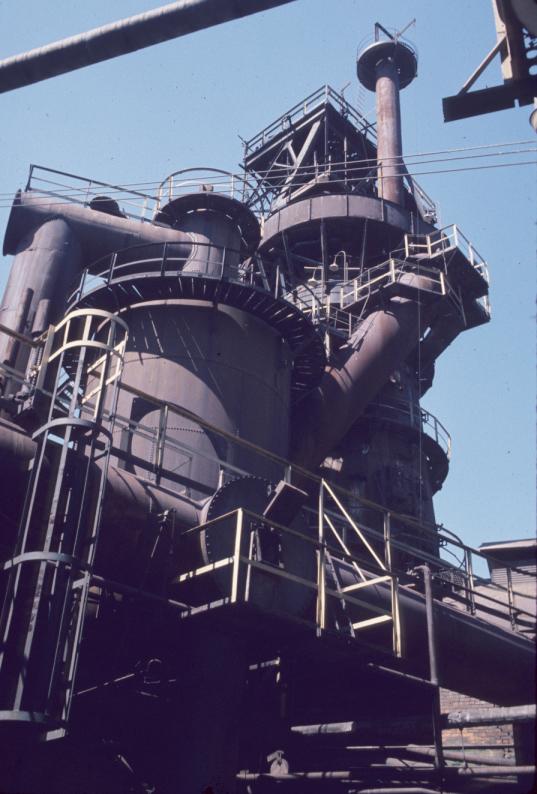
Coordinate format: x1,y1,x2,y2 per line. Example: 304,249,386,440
291,281,437,471
0,219,82,373
1,191,191,387
0,0,298,94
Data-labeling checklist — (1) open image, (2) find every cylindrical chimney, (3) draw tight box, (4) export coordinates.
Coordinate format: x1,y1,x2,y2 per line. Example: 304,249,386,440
357,30,417,206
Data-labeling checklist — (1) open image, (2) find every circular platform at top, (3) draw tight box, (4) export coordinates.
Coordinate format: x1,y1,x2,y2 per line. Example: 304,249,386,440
154,193,260,257
357,39,418,91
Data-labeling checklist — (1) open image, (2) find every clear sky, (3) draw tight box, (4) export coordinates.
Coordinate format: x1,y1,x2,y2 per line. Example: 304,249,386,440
0,0,535,563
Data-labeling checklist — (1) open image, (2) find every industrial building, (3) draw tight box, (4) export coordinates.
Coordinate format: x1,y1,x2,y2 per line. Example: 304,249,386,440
0,2,535,792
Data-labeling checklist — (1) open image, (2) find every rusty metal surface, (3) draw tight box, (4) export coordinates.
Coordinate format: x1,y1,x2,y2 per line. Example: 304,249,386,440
374,57,405,206
0,0,299,94
0,219,82,376
291,286,438,472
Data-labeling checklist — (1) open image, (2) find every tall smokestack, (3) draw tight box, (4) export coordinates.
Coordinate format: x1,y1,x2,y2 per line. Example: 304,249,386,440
357,24,417,206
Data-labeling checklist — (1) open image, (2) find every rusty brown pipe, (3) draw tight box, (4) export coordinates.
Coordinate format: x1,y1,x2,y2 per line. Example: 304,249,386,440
291,277,439,472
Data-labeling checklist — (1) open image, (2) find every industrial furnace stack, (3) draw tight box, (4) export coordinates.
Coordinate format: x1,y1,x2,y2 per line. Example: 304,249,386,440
0,26,534,794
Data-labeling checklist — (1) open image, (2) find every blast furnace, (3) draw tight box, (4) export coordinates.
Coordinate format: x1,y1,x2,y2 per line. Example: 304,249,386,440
0,23,534,794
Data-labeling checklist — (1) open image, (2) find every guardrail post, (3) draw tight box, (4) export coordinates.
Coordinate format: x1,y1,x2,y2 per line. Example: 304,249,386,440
419,565,445,783
384,512,401,657
468,243,475,266
464,549,476,615
77,269,87,303
383,511,392,570
85,179,93,207
107,253,117,286
506,566,517,631
160,242,168,277
317,482,326,635
26,164,35,191
154,404,168,486
231,509,244,604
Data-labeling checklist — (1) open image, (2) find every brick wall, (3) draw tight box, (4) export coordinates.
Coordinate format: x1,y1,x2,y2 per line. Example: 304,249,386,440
440,688,514,759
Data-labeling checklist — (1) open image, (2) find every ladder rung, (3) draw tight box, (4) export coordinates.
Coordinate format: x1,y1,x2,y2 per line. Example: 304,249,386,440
352,613,393,631
342,575,391,592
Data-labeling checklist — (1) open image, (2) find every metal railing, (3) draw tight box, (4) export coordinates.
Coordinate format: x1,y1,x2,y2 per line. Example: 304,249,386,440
338,258,447,311
243,85,438,221
404,225,490,285
365,399,452,461
404,225,492,319
25,164,158,223
155,167,258,208
243,84,377,157
1,322,534,638
105,380,535,637
172,480,402,657
284,289,362,338
67,240,243,306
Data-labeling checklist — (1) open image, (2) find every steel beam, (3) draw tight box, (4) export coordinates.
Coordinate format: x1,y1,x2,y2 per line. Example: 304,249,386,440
443,76,537,120
0,0,298,94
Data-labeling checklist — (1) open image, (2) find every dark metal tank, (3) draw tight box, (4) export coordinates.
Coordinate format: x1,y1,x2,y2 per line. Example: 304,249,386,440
108,190,291,497
117,299,292,495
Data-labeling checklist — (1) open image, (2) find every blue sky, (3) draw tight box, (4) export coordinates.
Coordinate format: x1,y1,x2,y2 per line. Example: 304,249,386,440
0,0,535,562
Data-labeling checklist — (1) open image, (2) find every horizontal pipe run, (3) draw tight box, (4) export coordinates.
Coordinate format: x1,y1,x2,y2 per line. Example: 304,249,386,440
95,379,537,596
237,766,535,781
455,765,535,777
405,745,516,766
291,722,358,736
356,789,455,794
237,770,435,781
0,0,298,93
444,704,535,727
3,190,190,259
366,662,436,688
345,743,515,752
291,705,536,740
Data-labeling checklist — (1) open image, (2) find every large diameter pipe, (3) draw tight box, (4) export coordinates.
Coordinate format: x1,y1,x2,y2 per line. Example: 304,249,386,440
376,58,404,206
3,191,190,260
1,192,191,379
0,420,202,569
238,767,535,780
0,0,298,94
0,218,82,377
334,560,535,706
291,282,437,471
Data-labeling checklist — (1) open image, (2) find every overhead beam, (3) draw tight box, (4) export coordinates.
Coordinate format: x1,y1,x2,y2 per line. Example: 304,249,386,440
0,0,299,94
443,75,537,121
